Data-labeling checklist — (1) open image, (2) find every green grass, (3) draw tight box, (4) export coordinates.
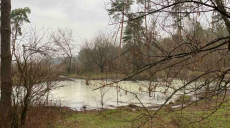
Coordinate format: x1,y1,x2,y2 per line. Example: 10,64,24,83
68,113,129,128
57,109,140,128
167,100,230,128
57,97,230,128
175,95,192,103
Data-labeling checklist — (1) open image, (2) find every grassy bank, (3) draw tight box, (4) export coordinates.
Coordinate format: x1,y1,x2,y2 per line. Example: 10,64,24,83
56,96,230,128
64,73,127,80
63,73,155,81
19,95,230,128
63,69,203,81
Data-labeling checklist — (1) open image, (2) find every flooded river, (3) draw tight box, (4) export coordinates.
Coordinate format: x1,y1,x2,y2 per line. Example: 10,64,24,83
49,78,190,110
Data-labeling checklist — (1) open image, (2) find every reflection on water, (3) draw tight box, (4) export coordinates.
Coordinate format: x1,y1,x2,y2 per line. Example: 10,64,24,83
50,79,189,110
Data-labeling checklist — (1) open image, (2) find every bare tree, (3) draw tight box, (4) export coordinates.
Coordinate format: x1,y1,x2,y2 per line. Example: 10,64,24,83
13,56,59,127
79,31,118,74
52,28,75,74
11,27,60,127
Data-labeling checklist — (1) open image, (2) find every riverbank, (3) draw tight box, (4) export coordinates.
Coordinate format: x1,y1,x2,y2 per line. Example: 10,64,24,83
55,95,230,128
63,73,128,80
18,95,230,128
62,70,204,81
63,73,155,81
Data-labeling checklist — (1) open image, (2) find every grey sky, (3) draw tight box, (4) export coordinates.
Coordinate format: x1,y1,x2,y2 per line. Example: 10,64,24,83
12,0,112,47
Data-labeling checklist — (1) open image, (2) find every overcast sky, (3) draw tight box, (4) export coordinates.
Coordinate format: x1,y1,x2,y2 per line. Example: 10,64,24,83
12,0,112,48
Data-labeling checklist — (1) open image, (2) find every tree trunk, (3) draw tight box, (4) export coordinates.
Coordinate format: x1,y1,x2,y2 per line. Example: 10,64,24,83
68,57,72,74
21,91,30,126
1,0,13,127
100,66,104,73
214,0,230,35
21,103,28,127
119,3,125,63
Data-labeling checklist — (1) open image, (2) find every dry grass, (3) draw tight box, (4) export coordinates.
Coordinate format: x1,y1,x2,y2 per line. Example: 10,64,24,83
25,106,76,128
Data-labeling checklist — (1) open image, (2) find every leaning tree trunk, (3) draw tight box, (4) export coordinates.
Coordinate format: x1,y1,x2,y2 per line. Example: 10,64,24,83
1,0,13,127
21,102,29,127
21,90,30,126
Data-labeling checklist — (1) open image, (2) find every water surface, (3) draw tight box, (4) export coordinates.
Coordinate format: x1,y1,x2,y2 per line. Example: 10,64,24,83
50,78,188,110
